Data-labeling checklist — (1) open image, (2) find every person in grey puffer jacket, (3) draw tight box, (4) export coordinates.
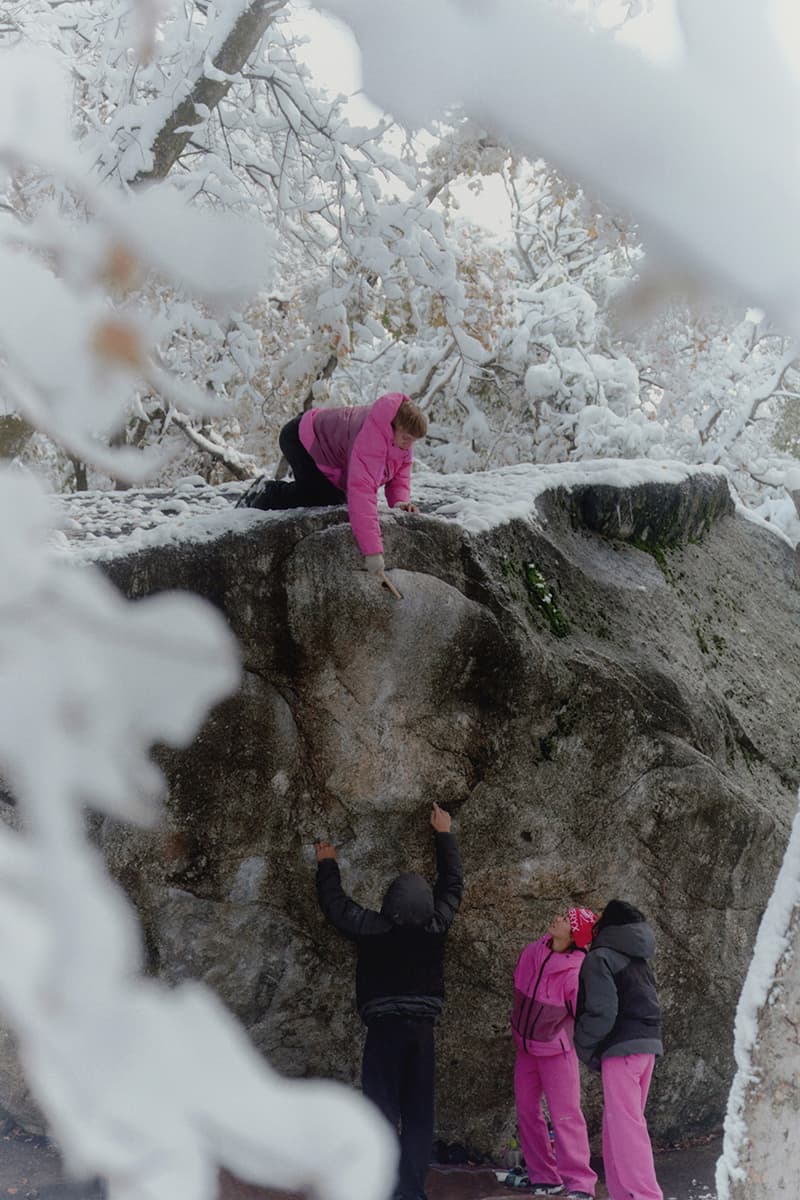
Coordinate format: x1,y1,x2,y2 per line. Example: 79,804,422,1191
574,900,663,1200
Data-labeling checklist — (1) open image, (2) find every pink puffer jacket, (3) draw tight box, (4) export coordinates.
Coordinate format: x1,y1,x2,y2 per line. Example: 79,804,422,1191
299,393,414,556
511,935,586,1057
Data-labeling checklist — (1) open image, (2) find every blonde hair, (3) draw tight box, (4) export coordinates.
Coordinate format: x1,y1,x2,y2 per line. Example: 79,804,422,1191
393,399,428,439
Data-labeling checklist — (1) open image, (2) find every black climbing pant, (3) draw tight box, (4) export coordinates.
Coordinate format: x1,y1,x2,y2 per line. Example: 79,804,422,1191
361,1015,435,1200
236,413,345,509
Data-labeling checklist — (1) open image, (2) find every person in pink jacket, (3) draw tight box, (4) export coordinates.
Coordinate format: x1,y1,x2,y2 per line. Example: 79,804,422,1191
236,393,427,577
508,907,598,1199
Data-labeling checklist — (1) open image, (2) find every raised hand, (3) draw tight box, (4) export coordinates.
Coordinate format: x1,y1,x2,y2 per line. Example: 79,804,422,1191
430,802,451,833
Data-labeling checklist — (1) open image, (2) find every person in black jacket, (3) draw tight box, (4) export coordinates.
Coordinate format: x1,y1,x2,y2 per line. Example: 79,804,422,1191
315,802,464,1200
574,900,663,1200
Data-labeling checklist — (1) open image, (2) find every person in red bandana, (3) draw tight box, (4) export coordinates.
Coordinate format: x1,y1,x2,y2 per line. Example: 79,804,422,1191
507,906,598,1199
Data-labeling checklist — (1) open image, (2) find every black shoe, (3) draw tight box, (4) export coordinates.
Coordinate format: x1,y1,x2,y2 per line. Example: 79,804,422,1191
234,476,270,508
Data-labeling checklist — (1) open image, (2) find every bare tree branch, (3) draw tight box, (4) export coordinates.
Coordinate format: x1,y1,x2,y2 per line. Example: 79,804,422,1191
170,411,258,480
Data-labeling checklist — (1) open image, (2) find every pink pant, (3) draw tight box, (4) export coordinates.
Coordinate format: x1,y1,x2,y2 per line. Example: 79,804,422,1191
514,1047,597,1195
601,1054,662,1200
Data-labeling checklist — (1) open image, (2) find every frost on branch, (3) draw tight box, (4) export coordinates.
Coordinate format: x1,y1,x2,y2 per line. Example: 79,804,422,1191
0,40,274,487
324,0,800,332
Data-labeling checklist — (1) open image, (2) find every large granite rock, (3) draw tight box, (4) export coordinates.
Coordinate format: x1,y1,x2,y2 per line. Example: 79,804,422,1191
5,462,800,1151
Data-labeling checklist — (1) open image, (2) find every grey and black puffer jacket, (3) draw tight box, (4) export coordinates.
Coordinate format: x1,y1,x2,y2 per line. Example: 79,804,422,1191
316,831,464,1023
574,905,662,1070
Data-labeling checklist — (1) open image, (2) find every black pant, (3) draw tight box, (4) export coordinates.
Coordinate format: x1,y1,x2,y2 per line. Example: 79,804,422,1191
362,1016,435,1200
236,414,345,509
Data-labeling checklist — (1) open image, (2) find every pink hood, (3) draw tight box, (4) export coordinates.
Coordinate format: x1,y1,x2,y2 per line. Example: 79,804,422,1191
511,935,585,1056
300,393,414,556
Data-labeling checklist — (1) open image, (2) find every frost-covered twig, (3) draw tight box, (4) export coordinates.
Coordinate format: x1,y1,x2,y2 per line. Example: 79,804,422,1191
169,409,259,479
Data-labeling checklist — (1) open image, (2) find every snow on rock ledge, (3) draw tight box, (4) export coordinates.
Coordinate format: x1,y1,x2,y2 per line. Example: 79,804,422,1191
50,459,733,563
3,460,798,1152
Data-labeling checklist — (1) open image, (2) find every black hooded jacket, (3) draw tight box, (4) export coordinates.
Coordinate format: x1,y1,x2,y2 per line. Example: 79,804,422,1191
316,832,464,1022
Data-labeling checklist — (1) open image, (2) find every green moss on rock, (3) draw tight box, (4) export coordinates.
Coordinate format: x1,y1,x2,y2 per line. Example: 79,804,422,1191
524,562,569,637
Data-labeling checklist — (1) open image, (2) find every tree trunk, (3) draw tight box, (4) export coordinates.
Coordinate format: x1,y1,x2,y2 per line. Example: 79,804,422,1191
717,806,800,1198
70,456,88,492
132,0,286,186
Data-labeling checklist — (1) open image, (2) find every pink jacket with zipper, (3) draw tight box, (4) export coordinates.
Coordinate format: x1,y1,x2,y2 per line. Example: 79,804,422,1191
299,392,414,557
511,935,585,1057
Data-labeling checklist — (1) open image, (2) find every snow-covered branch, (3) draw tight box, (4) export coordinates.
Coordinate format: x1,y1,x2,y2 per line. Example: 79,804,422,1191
323,0,800,332
169,409,259,479
132,1,287,186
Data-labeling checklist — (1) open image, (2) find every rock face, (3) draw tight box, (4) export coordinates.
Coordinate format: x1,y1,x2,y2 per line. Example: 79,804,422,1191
7,464,800,1150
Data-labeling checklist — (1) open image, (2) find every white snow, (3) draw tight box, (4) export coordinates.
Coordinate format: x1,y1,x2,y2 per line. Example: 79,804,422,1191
322,0,800,333
733,498,798,549
229,856,267,902
716,792,800,1197
53,460,735,564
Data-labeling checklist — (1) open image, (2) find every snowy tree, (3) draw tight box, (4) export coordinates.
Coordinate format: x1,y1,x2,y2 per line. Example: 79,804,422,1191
0,4,671,488
5,0,800,547
627,300,800,531
495,158,644,464
0,0,468,486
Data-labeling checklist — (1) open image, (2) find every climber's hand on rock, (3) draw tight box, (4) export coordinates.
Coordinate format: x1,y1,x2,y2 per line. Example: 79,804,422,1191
315,840,337,861
430,802,451,833
364,553,385,576
362,553,403,599
395,501,418,513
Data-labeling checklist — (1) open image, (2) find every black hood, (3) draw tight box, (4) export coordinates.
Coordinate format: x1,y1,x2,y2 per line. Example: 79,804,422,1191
593,920,656,959
595,899,647,931
381,872,434,927
593,899,656,959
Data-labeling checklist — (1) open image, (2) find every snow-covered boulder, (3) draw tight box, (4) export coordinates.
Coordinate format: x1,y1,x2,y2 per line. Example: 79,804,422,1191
4,461,799,1152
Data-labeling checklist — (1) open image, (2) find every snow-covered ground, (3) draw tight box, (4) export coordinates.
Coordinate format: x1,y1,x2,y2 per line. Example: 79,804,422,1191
51,459,736,565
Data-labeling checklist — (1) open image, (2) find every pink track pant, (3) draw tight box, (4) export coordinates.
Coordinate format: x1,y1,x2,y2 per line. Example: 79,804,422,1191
514,1046,597,1195
601,1054,662,1200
